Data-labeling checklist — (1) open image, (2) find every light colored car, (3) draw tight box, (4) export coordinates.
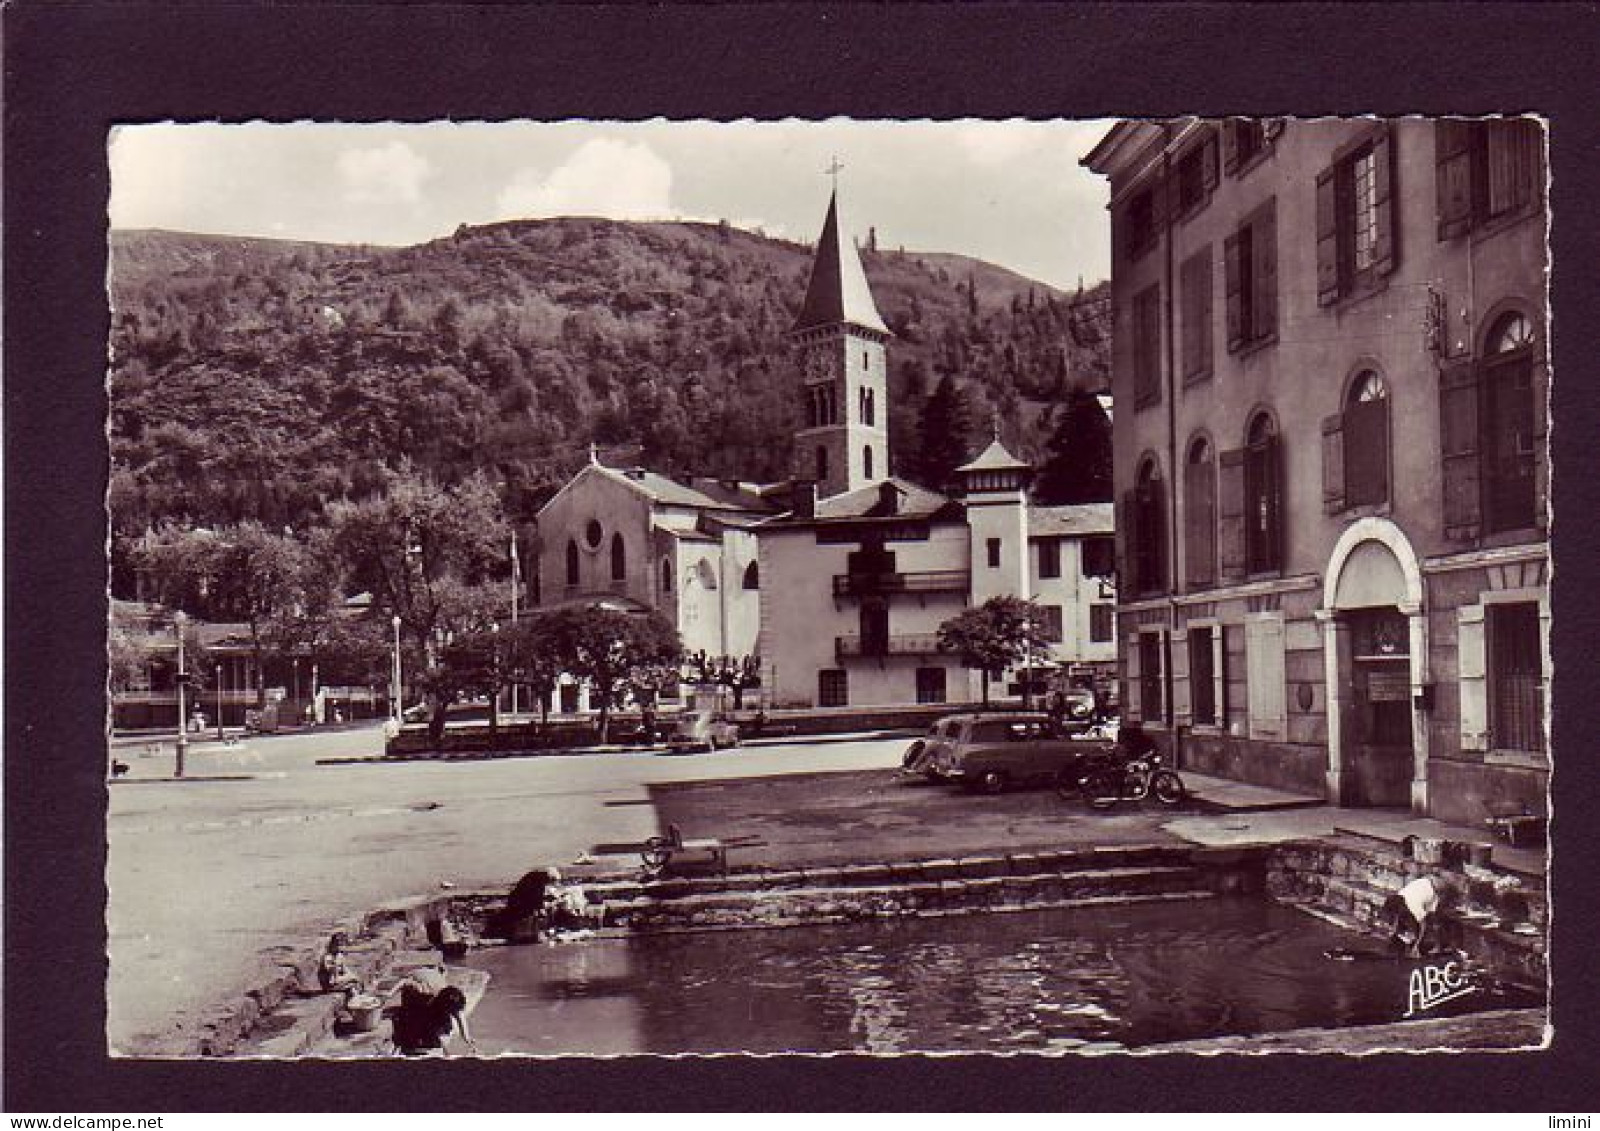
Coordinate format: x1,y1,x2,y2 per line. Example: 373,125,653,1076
667,710,741,752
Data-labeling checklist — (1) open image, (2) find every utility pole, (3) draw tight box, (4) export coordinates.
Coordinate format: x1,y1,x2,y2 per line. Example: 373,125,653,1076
174,610,188,778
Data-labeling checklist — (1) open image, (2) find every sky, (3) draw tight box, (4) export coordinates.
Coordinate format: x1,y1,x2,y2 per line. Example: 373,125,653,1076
108,119,1114,290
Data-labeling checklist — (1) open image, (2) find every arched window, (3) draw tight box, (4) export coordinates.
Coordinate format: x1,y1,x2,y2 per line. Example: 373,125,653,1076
1244,413,1283,574
660,557,673,595
610,533,626,581
566,540,580,586
816,445,829,482
864,445,874,480
1184,437,1216,588
1482,310,1540,533
743,561,760,590
584,519,603,549
1128,457,1167,596
1346,370,1390,507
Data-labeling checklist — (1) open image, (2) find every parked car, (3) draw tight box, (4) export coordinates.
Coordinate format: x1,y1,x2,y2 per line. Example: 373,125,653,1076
900,716,966,780
666,710,742,753
923,712,1104,793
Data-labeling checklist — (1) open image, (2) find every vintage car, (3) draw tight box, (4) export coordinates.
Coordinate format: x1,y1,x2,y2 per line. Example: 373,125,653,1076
920,711,1103,793
666,710,742,753
900,715,966,780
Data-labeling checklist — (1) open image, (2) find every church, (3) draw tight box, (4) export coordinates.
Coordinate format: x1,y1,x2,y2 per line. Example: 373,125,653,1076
532,187,1116,713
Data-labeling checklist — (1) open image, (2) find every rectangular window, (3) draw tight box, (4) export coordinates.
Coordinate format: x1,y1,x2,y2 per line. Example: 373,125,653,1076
986,537,1002,568
1082,536,1115,579
1038,538,1061,579
1488,603,1544,753
1125,186,1158,259
1138,632,1165,726
1222,624,1245,727
915,666,947,705
1318,125,1396,305
1227,118,1268,172
1132,284,1163,408
1038,605,1064,644
1180,246,1213,382
1441,119,1543,239
1174,130,1218,218
1090,603,1114,644
1189,625,1217,726
818,669,849,708
1225,199,1276,351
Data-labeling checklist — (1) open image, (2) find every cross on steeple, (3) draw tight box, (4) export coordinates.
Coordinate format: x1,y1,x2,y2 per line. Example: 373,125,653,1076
825,156,845,190
991,408,1002,441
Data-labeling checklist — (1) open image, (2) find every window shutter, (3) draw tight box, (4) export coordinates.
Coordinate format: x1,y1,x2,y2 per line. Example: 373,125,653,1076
1439,360,1482,540
1221,120,1240,174
1372,123,1398,276
1185,458,1216,588
1201,131,1220,194
1253,200,1278,339
1457,604,1487,752
1533,361,1549,533
1436,120,1477,240
1246,616,1287,740
1117,489,1136,591
1218,448,1247,582
1171,628,1192,727
1223,231,1243,351
1124,631,1143,724
1322,413,1347,514
1316,165,1340,306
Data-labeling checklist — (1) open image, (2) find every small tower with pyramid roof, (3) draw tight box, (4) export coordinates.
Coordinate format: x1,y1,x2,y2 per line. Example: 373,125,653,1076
956,428,1035,610
790,185,892,500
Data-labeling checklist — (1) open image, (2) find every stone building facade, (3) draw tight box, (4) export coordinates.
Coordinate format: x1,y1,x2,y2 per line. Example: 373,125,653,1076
1084,117,1549,823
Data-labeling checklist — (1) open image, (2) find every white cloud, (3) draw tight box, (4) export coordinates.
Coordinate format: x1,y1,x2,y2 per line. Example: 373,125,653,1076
337,141,433,206
495,138,674,221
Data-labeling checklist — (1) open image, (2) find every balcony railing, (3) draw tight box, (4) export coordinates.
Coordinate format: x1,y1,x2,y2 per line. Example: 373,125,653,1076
832,570,970,597
836,632,946,659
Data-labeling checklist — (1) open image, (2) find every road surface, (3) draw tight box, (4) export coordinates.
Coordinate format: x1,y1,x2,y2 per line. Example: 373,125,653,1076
106,724,903,1055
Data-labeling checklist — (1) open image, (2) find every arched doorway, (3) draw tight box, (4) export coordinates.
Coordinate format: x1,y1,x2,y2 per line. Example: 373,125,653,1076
1320,519,1427,811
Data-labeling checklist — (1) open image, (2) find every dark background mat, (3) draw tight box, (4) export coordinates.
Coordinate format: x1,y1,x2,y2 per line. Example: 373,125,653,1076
6,0,1599,1113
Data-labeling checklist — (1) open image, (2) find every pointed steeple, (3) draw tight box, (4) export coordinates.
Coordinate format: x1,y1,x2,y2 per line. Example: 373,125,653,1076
792,190,889,336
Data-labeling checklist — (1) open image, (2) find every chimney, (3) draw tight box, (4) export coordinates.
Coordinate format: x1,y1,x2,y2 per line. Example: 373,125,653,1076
876,480,901,515
792,480,817,519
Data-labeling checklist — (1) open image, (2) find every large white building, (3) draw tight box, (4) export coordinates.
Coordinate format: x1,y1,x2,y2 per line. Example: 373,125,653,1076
532,187,1117,713
757,190,1116,709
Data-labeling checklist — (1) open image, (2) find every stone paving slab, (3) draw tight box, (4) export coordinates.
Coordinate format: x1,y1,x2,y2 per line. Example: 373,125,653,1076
1180,771,1325,812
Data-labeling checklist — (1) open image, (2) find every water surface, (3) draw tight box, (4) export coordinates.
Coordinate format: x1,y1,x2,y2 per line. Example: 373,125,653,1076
462,897,1538,1055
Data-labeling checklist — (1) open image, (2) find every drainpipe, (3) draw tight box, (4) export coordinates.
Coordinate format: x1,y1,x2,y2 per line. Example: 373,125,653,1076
1162,124,1181,741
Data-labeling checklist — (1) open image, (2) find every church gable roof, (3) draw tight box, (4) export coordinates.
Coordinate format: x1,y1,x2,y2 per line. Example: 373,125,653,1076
792,191,890,336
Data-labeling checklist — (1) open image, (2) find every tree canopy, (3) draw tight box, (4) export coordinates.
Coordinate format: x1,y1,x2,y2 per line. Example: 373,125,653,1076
936,596,1056,706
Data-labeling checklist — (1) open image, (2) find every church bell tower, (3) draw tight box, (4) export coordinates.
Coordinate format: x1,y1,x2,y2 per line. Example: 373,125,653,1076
790,184,892,500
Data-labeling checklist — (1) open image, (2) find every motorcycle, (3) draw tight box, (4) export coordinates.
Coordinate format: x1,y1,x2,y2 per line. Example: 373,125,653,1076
1059,746,1187,809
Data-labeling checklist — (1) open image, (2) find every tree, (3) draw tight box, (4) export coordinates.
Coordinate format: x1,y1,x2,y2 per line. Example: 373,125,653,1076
501,612,565,732
686,651,763,710
544,605,682,743
133,521,311,707
936,596,1055,708
1035,386,1114,505
916,374,978,491
326,465,511,746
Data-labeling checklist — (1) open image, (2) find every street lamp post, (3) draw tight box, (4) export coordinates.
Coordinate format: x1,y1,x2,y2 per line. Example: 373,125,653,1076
392,615,403,723
215,660,224,740
173,611,188,778
490,622,501,740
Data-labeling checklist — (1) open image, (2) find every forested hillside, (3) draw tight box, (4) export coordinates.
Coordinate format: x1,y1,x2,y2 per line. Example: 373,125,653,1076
108,218,1110,551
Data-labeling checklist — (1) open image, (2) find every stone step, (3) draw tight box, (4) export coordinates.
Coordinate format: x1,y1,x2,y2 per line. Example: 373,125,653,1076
604,864,1218,932
584,843,1204,904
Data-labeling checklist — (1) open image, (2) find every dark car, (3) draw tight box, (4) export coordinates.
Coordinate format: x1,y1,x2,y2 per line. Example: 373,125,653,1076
924,712,1101,793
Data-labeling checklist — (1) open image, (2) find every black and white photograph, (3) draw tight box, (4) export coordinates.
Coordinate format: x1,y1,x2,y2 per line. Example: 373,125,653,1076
100,114,1550,1060
7,1,1599,1117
